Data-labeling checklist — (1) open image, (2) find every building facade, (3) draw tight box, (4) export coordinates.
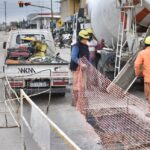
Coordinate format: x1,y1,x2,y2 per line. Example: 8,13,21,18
60,0,87,32
60,0,80,22
80,0,86,8
27,13,60,29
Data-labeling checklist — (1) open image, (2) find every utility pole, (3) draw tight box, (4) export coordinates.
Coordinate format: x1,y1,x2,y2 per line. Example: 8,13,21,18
50,0,54,35
73,0,76,14
40,7,43,29
4,1,7,31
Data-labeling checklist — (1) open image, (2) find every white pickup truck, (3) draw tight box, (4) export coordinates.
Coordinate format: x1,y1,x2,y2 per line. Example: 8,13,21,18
3,29,70,96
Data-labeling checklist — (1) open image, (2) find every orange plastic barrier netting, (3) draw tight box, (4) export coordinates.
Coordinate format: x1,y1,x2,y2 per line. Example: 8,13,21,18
76,57,150,150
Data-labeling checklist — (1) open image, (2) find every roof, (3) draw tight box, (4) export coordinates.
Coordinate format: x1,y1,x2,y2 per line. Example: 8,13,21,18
27,13,60,21
10,29,52,34
31,14,60,21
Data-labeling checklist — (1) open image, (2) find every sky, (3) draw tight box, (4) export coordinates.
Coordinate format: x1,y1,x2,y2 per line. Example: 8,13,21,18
0,0,60,24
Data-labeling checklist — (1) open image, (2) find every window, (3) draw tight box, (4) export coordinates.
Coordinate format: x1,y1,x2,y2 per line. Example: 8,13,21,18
16,34,45,44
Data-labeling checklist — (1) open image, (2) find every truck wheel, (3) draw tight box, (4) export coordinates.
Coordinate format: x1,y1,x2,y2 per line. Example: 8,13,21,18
52,93,65,97
59,93,65,96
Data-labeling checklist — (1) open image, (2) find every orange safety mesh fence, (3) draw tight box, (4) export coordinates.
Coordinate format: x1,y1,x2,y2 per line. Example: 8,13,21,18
76,57,150,150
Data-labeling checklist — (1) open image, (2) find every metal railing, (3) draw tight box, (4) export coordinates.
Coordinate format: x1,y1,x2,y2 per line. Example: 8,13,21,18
20,89,82,150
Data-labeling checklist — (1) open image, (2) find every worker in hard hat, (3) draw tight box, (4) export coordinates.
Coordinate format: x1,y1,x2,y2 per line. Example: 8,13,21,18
30,40,48,58
86,28,97,65
28,40,48,62
70,29,90,109
134,36,150,117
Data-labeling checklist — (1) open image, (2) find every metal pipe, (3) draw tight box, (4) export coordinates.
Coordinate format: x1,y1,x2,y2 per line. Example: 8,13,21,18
4,1,7,31
51,0,54,34
73,0,76,14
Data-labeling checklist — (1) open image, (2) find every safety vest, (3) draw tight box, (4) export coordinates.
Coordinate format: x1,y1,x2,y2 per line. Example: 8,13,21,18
70,42,89,71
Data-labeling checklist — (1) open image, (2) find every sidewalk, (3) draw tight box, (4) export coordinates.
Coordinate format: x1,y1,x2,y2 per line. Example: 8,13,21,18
49,93,101,150
0,80,22,150
0,128,22,150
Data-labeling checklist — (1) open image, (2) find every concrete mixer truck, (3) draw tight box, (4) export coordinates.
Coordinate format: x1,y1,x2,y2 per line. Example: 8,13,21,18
86,0,150,91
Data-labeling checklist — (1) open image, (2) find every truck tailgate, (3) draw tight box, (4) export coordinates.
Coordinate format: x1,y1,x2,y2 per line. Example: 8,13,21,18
4,64,70,79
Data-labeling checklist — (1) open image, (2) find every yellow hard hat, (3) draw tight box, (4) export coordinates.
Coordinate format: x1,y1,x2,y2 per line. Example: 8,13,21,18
145,36,150,45
21,37,35,41
86,28,93,34
78,30,89,39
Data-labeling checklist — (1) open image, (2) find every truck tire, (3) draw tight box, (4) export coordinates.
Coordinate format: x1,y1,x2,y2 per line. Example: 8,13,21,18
52,92,65,97
59,93,65,96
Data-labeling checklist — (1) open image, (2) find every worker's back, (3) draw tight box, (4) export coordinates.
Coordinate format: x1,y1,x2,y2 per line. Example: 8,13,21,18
136,46,150,82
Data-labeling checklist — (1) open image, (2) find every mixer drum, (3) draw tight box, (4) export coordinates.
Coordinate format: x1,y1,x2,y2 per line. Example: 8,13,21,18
88,0,150,46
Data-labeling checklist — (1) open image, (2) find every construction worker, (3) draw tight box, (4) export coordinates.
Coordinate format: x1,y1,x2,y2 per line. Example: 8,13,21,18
86,28,97,65
29,40,48,59
20,37,48,60
134,36,150,117
70,29,90,107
